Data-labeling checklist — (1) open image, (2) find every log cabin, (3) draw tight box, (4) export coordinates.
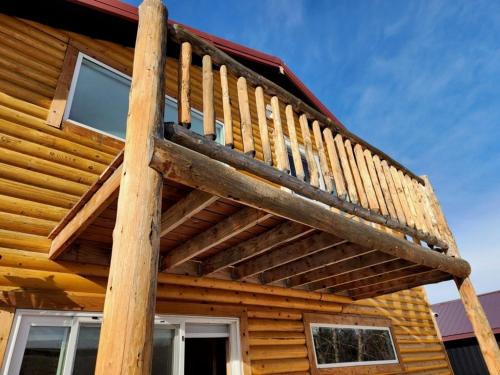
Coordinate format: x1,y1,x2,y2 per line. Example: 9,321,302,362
0,0,498,374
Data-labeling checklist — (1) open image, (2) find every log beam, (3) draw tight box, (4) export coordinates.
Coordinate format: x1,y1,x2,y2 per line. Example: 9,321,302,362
423,176,500,375
95,1,167,374
151,136,470,279
162,123,448,250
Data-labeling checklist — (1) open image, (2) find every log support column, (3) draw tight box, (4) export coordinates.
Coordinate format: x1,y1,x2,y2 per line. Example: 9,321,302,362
94,0,167,374
423,176,500,375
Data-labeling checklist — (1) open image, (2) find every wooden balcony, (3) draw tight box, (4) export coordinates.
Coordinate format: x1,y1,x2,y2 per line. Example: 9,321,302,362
46,23,471,301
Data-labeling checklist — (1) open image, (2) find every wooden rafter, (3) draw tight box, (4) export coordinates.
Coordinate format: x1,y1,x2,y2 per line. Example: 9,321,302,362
233,232,346,280
352,269,450,300
261,243,368,284
162,207,273,270
307,258,414,291
160,189,218,237
287,251,396,288
201,221,313,276
49,165,121,259
330,264,429,294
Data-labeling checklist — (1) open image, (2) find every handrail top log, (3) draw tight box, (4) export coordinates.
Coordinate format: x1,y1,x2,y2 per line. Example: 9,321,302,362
167,23,424,184
164,123,448,250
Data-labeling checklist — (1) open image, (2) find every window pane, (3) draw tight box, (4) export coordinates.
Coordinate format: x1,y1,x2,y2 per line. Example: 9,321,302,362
72,325,100,375
312,326,396,366
69,57,223,144
19,326,69,375
69,58,130,139
152,328,175,375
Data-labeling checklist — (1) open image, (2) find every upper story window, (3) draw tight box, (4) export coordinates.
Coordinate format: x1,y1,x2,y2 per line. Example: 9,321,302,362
64,53,223,142
310,323,398,368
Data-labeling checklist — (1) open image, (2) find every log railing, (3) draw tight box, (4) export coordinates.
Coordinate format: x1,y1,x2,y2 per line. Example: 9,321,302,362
167,24,448,251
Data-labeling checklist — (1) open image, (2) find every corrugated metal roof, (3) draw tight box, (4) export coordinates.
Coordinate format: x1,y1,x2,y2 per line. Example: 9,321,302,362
432,290,500,342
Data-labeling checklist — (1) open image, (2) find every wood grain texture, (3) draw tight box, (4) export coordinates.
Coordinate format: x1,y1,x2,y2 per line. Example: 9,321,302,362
94,1,167,373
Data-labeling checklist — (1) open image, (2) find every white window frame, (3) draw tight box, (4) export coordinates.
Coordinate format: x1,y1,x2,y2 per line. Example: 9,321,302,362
2,310,242,375
63,52,224,142
310,322,399,369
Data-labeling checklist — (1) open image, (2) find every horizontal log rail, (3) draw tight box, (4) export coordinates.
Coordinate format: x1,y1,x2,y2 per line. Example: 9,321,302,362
164,123,448,250
166,24,450,251
150,138,470,278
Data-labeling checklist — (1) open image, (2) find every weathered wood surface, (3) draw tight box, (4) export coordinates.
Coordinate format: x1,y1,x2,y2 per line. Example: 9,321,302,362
423,176,500,375
177,42,191,126
151,136,470,277
162,123,449,250
162,207,272,270
95,1,167,373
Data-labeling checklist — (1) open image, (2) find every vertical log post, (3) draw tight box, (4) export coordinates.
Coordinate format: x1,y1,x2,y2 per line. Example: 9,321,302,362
178,42,191,127
94,1,167,374
423,176,500,375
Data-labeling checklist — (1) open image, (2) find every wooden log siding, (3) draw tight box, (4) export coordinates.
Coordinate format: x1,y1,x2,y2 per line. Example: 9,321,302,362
0,248,454,375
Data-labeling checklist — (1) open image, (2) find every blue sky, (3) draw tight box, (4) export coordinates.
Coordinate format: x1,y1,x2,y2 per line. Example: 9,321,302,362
124,0,500,304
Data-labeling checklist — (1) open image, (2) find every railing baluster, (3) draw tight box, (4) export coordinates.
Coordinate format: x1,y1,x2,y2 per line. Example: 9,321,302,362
255,86,272,165
381,160,406,225
400,171,419,230
178,41,191,127
270,96,289,172
312,120,334,192
406,175,428,234
202,55,215,139
354,144,380,213
414,179,434,236
285,105,304,181
372,154,397,219
299,115,319,188
334,134,359,204
219,65,233,147
363,149,389,216
390,165,414,228
236,77,255,156
344,139,369,209
323,128,347,199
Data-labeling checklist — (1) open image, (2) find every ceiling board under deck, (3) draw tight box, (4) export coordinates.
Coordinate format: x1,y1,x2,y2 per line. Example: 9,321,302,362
60,176,453,300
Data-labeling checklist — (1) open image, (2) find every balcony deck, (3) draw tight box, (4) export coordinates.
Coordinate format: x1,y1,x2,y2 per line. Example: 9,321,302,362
47,128,469,300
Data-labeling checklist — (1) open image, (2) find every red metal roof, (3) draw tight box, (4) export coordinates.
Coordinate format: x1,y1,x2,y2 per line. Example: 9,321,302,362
432,290,500,342
67,0,344,128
